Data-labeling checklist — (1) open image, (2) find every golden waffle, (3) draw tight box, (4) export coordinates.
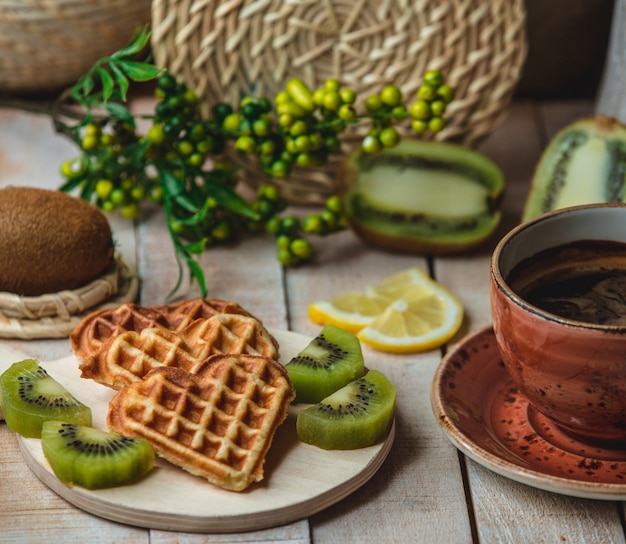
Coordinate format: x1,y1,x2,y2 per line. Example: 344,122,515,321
70,298,254,361
154,298,253,331
107,354,295,491
79,313,279,389
70,303,169,360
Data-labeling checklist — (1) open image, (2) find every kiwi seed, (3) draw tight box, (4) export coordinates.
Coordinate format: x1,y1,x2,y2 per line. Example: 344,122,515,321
285,324,365,403
296,369,396,450
41,421,154,489
0,359,92,438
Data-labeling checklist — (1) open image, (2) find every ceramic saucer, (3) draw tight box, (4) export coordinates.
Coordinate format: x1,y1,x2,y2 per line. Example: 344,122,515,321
431,325,626,500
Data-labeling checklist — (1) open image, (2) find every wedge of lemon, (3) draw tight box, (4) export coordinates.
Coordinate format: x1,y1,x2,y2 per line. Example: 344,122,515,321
357,280,463,353
308,267,463,353
308,291,392,333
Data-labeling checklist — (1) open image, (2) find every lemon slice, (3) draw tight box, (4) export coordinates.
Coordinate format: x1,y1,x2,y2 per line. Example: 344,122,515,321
367,267,436,300
357,279,463,354
308,267,463,352
308,291,392,333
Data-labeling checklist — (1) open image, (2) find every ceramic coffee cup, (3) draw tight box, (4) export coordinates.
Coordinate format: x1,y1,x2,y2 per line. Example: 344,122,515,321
490,203,626,445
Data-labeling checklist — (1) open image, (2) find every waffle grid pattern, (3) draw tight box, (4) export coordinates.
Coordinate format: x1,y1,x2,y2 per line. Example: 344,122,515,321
109,356,294,491
71,298,252,361
82,314,279,388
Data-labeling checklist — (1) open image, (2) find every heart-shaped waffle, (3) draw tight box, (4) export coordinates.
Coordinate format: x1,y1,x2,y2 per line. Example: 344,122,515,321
79,313,279,389
70,298,254,361
107,354,295,491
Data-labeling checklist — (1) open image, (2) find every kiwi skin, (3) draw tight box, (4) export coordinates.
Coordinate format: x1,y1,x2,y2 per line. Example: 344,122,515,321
0,186,114,296
41,421,154,489
285,324,365,404
0,359,92,438
296,369,396,450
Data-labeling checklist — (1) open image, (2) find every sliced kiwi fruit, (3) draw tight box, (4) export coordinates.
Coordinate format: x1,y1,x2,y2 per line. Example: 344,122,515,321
296,369,396,450
284,324,365,404
0,359,92,438
522,115,626,222
41,421,154,489
339,139,505,254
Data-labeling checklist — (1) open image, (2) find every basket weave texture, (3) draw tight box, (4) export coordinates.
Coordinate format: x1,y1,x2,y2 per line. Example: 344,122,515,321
0,253,138,339
0,0,151,94
152,0,527,204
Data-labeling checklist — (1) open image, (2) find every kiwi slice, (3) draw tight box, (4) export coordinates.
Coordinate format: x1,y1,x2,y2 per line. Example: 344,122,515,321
339,139,504,254
522,115,626,221
285,324,365,404
41,421,154,489
0,359,92,438
296,369,396,450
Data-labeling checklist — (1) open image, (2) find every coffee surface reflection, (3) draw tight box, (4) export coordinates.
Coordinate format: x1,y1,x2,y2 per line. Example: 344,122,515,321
506,240,626,326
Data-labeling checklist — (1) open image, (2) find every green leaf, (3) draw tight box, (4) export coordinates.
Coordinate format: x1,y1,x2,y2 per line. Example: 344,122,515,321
204,178,260,220
109,62,130,102
116,60,165,82
185,257,208,296
111,28,152,59
183,239,207,254
71,74,95,101
59,178,85,193
158,165,198,213
97,68,115,102
176,199,210,226
101,102,136,127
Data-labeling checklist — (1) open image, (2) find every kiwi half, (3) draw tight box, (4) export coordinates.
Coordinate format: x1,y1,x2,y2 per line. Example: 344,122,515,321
522,115,626,221
339,139,504,254
296,369,396,450
41,421,154,489
0,359,92,438
285,324,365,404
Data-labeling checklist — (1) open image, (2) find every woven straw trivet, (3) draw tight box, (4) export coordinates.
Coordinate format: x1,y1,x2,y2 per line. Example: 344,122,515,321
151,0,528,204
0,252,138,340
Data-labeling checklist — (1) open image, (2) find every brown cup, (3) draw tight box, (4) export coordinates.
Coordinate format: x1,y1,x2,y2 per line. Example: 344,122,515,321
490,203,626,445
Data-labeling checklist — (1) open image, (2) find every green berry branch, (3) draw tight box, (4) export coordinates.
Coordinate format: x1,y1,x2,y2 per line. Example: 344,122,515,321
54,29,454,298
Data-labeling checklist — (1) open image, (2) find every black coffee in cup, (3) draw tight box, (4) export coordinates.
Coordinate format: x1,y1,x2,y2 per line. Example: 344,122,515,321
505,240,626,326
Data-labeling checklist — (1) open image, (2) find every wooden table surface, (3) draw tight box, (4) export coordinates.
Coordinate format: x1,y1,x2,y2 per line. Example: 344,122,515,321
3,97,625,544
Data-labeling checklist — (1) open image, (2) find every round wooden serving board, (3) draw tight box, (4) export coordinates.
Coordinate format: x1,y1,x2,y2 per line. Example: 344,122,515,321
1,330,394,533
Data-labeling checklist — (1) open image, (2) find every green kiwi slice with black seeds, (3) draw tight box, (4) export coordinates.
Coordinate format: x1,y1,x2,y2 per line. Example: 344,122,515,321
0,359,92,438
296,369,396,450
285,324,365,403
41,421,154,489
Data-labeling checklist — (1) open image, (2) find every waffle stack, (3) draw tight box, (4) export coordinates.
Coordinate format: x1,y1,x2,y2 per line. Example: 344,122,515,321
71,298,294,491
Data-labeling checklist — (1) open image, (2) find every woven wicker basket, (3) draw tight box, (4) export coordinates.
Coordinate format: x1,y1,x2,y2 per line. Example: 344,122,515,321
151,0,527,204
0,0,151,95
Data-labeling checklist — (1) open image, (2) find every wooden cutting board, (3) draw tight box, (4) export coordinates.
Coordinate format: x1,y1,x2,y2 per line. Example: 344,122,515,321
0,329,394,533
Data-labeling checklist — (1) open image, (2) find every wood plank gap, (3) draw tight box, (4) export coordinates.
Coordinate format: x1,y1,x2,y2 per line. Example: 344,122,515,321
458,450,481,544
618,501,626,539
531,101,550,150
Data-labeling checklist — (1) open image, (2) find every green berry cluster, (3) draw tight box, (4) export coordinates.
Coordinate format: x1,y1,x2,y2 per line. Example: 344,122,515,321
60,122,163,221
56,28,455,297
408,69,455,135
265,194,347,265
219,73,449,175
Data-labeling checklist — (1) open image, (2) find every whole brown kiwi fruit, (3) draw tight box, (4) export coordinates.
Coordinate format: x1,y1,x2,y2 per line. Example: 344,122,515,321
0,186,114,296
